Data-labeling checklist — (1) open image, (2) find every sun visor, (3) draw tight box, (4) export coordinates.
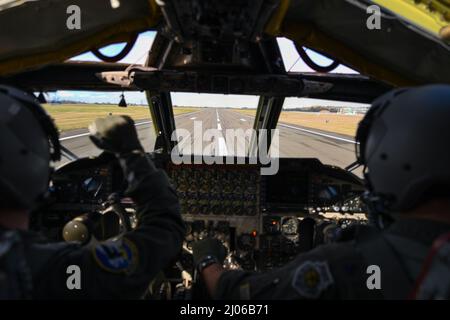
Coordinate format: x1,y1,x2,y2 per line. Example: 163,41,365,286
0,0,160,76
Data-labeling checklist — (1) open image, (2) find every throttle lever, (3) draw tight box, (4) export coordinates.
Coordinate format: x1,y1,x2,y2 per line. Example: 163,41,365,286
105,193,133,232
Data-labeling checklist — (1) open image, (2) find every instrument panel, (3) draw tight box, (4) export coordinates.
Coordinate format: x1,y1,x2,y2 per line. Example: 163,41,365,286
36,154,367,274
50,165,114,206
167,158,365,217
166,157,366,272
31,154,126,240
52,155,125,205
168,163,261,216
264,158,364,214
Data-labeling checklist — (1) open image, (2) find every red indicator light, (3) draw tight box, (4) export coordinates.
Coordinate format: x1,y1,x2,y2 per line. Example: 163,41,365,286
251,230,257,237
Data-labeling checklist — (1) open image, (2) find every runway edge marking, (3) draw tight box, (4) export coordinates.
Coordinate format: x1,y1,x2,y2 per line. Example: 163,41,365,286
234,111,358,144
59,110,202,142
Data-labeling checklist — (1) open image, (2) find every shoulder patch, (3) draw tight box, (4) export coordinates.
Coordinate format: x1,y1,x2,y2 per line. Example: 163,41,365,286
292,260,334,299
92,238,138,274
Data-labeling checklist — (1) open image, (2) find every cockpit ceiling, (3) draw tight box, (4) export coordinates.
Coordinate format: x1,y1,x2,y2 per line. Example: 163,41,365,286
0,0,449,87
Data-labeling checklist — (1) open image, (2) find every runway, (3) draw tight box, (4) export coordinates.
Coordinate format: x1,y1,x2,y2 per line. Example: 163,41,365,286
57,108,361,176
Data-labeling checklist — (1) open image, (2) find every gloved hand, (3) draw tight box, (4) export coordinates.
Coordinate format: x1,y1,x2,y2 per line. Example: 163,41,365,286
192,238,227,269
88,115,143,155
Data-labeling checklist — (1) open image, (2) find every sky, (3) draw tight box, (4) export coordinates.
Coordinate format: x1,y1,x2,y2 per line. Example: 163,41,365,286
50,31,369,109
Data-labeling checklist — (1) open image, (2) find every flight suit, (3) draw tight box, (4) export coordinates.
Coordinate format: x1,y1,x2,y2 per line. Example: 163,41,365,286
0,152,185,299
214,219,450,300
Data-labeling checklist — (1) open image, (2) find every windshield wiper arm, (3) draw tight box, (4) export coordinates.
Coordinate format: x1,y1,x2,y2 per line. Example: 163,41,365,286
60,145,78,162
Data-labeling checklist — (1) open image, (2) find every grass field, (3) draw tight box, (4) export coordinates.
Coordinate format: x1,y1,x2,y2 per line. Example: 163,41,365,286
236,109,363,137
43,104,198,132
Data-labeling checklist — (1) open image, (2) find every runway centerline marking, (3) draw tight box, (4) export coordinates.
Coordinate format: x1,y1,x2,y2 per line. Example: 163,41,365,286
216,109,221,122
217,137,229,156
216,109,222,131
215,109,229,156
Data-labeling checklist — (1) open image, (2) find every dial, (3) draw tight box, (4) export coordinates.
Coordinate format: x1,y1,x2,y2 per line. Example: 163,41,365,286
281,218,298,236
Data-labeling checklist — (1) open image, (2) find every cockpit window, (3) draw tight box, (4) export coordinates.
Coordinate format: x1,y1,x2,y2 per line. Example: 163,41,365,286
274,99,367,177
44,100,155,166
172,93,258,158
277,38,358,74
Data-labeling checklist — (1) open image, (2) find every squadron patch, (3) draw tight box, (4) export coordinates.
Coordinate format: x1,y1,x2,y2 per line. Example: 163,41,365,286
292,261,334,299
92,238,138,274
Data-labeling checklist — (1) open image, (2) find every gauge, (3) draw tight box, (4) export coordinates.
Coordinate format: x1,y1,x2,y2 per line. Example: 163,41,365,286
82,177,99,193
281,217,298,236
263,217,280,234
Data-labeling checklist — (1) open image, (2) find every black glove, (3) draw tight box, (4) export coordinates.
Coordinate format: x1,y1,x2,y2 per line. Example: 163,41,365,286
88,115,143,155
192,238,227,271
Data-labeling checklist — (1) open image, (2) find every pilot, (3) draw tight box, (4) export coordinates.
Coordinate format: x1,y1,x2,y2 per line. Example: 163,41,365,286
0,85,185,299
192,85,450,300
